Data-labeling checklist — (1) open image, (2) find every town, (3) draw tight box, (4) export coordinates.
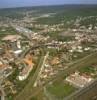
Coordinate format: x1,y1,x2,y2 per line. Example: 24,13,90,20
0,5,97,100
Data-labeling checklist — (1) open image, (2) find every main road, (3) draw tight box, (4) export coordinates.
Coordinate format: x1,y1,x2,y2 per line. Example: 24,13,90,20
15,51,49,100
33,51,49,87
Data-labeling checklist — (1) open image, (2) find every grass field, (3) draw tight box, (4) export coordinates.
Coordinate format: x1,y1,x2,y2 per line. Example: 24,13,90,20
0,26,18,39
80,66,95,73
79,64,97,78
46,79,76,99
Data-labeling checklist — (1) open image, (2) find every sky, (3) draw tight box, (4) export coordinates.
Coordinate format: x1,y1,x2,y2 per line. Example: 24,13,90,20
0,0,97,8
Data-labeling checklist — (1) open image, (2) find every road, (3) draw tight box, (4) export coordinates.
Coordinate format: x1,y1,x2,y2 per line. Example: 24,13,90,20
0,75,5,100
67,52,97,66
65,78,97,100
0,86,5,100
12,25,33,40
15,51,49,100
33,51,49,87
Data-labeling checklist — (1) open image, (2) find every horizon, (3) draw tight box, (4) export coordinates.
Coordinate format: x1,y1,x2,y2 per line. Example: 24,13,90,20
0,0,97,9
0,4,97,10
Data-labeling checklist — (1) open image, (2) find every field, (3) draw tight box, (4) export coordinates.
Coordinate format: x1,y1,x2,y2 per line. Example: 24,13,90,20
46,79,76,99
0,26,18,39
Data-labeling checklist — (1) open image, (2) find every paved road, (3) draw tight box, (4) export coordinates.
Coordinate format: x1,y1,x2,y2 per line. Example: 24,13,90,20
12,25,33,40
33,51,49,87
0,74,5,100
0,79,5,100
0,86,5,100
15,52,48,100
65,79,97,100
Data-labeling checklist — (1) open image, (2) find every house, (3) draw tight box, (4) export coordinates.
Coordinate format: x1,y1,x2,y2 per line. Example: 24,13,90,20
18,55,34,81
